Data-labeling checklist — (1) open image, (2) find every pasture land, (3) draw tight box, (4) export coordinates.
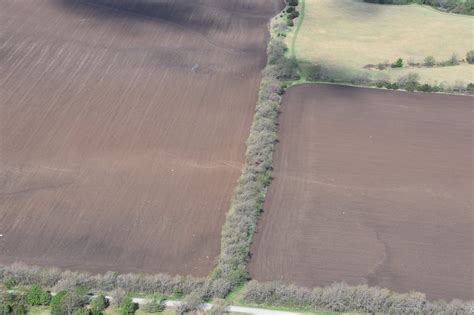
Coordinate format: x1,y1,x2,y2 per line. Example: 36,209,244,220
249,84,473,301
290,0,473,86
0,0,280,275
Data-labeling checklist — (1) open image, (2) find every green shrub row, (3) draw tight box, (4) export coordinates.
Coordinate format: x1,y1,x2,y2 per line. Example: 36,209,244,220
367,50,474,70
0,287,140,315
284,0,300,26
301,62,473,94
243,281,474,314
0,291,28,314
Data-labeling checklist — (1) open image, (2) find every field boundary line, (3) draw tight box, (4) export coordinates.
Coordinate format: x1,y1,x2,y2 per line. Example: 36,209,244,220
290,0,305,59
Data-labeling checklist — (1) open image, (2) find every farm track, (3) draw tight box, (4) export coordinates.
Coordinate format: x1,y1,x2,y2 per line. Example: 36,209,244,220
0,0,282,276
249,84,473,301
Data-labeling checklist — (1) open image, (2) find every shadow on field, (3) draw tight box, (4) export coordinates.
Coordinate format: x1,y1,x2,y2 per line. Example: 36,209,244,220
54,0,226,32
334,0,383,18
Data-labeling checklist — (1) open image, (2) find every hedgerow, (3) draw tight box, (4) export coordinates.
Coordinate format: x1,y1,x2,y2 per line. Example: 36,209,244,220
210,14,297,295
243,281,474,314
0,262,205,296
364,0,474,15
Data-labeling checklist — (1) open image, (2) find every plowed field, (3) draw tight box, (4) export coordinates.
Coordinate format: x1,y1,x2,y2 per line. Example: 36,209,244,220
249,84,473,300
0,0,281,275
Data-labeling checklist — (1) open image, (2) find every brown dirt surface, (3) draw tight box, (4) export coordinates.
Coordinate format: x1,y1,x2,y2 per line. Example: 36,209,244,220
249,84,473,301
0,0,282,276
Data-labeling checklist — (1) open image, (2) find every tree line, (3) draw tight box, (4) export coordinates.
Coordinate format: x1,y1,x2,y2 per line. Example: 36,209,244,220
363,0,473,15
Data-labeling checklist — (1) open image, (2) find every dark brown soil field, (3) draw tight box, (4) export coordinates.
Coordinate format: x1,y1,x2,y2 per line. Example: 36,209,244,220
0,0,281,275
249,84,473,300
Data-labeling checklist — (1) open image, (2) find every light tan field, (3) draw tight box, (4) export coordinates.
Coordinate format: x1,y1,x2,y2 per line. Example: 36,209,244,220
291,0,473,85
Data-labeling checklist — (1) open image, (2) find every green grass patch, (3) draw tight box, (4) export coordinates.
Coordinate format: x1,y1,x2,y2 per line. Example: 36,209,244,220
29,306,51,315
288,0,473,86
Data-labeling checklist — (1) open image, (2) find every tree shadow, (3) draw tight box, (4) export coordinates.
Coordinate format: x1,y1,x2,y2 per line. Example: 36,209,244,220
332,0,383,19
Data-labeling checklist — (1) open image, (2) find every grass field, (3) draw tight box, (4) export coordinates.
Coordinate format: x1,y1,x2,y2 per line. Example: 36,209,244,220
290,0,473,85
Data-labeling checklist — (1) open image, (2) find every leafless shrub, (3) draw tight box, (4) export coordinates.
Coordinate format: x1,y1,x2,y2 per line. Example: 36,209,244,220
110,288,127,307
243,281,473,314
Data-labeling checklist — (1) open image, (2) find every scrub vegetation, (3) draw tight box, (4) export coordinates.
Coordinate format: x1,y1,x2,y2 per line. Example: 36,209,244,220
364,0,473,14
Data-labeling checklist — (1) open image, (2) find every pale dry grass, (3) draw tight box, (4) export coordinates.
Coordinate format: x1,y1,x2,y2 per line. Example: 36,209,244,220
292,0,473,85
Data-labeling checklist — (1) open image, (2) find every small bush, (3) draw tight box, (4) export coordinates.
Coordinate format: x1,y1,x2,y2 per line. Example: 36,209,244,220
4,278,16,290
423,56,436,67
288,11,300,20
387,82,399,90
448,53,460,65
26,284,51,306
286,19,294,26
397,72,419,91
286,6,295,13
417,83,433,92
60,290,89,315
375,80,388,88
467,83,474,93
452,80,466,92
110,288,127,307
90,294,108,315
391,58,403,68
72,307,90,315
466,50,474,64
287,0,298,6
50,291,67,315
119,297,138,315
0,291,29,315
141,298,166,313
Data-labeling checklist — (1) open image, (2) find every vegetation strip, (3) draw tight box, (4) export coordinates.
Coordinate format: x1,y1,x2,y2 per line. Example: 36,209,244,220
290,0,304,58
210,7,289,292
363,0,473,15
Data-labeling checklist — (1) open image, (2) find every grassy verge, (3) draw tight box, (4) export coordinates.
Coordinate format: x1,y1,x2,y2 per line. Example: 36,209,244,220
290,0,305,58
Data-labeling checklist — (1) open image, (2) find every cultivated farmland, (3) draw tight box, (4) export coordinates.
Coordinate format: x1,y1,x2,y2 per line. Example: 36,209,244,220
249,84,473,301
0,0,281,275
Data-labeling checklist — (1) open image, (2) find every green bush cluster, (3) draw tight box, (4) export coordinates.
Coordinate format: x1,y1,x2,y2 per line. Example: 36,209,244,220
243,281,474,314
418,0,474,14
391,58,404,68
0,291,28,315
376,72,471,93
467,50,474,63
26,284,51,306
285,0,300,26
141,298,166,313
